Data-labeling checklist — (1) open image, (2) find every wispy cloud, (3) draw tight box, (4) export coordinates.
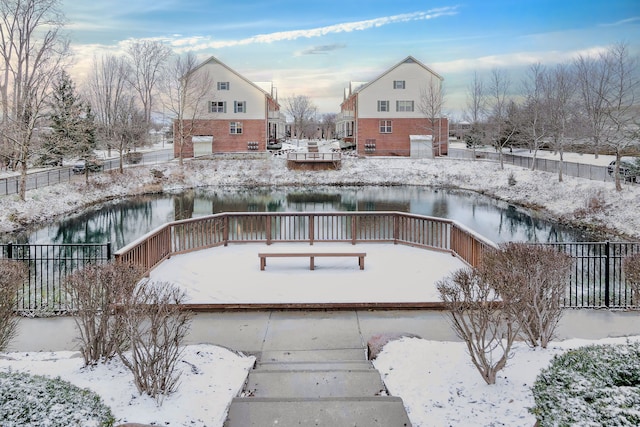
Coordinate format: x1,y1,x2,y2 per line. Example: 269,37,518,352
432,46,611,73
173,7,459,51
297,43,347,55
599,16,640,27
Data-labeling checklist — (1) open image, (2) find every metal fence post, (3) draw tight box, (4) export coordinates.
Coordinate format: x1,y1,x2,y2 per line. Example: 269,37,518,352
6,242,12,259
605,241,610,307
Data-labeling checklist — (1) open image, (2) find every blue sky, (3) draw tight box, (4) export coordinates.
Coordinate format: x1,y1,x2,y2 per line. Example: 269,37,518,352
63,0,640,118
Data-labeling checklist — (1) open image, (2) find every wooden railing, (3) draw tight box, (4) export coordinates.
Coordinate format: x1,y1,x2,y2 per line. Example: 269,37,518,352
114,212,497,275
286,152,342,162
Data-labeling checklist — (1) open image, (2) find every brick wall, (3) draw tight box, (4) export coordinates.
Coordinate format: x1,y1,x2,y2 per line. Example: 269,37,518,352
356,117,448,157
173,119,267,157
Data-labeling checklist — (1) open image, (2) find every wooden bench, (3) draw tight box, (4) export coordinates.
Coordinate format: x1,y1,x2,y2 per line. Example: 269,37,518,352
259,252,366,271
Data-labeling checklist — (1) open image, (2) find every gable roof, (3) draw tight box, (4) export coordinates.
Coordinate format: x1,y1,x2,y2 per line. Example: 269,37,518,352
191,56,277,102
349,56,444,97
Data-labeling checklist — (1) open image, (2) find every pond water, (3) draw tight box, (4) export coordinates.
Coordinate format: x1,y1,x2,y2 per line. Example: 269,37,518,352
4,186,602,248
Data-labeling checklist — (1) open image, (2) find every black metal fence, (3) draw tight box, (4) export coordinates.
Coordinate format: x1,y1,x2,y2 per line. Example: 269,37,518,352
0,243,111,313
1,240,639,313
546,242,640,308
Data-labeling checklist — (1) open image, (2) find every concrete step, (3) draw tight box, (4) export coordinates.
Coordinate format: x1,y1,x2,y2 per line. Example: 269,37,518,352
260,348,366,363
224,397,412,427
244,369,386,398
255,360,375,371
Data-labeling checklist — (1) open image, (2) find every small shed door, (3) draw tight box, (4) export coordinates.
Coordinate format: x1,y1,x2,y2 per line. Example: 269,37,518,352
192,136,213,157
410,135,434,159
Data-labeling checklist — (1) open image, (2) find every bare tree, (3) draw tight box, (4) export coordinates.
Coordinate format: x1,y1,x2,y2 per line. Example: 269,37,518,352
284,94,316,139
464,71,487,159
482,243,572,349
112,96,147,173
574,52,610,159
520,63,549,170
0,0,69,200
419,76,446,156
162,52,213,166
623,253,640,306
0,260,27,351
599,43,640,191
126,40,172,130
117,281,192,404
437,267,519,385
319,113,337,139
545,63,578,182
487,68,516,169
66,263,144,366
86,54,132,157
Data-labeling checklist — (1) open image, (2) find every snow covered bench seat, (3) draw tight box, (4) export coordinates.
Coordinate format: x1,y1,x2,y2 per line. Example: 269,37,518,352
258,251,366,271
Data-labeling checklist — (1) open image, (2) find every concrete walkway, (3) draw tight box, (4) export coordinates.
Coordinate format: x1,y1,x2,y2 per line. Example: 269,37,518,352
11,309,640,353
10,309,640,426
223,311,412,426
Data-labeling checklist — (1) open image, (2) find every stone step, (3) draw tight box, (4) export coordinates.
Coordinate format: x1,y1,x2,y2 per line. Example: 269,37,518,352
260,348,367,363
255,360,375,371
244,369,386,398
224,397,412,427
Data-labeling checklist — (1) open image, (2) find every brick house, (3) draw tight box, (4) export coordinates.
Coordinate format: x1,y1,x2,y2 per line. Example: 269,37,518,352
174,56,286,158
336,56,448,157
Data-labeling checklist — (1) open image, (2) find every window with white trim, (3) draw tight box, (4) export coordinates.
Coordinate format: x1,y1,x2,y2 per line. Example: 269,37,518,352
396,100,414,112
234,101,246,113
393,80,405,89
377,100,389,112
230,122,243,134
217,81,230,90
209,101,226,113
379,120,392,133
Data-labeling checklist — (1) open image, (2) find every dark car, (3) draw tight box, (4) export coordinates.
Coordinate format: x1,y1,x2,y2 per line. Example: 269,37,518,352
607,159,639,182
124,151,143,164
72,159,104,174
267,138,283,150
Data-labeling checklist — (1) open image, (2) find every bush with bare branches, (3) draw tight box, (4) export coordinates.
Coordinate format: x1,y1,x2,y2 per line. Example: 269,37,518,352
437,268,520,385
65,263,144,366
117,281,192,404
482,243,573,348
624,253,640,306
0,260,27,351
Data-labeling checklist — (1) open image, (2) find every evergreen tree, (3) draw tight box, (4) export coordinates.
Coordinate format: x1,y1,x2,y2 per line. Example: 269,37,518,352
42,71,97,165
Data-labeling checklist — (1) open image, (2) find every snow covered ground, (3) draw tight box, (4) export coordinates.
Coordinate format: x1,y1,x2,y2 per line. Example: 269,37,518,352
1,335,638,426
0,345,255,426
373,335,640,427
1,142,639,426
149,243,466,304
0,142,639,240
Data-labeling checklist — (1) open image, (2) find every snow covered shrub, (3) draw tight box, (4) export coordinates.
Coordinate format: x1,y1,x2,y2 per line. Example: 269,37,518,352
531,341,640,426
66,263,145,366
0,370,115,426
585,189,606,213
624,253,640,306
437,267,520,385
507,172,517,186
481,243,572,348
0,260,27,351
117,281,192,404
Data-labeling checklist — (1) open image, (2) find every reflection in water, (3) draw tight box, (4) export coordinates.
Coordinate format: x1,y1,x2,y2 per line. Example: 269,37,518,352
3,186,603,248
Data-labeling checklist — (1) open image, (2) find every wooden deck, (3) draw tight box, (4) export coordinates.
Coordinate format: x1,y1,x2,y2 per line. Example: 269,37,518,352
115,211,496,278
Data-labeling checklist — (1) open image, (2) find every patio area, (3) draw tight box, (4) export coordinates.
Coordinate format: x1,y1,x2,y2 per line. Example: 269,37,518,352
148,242,467,307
